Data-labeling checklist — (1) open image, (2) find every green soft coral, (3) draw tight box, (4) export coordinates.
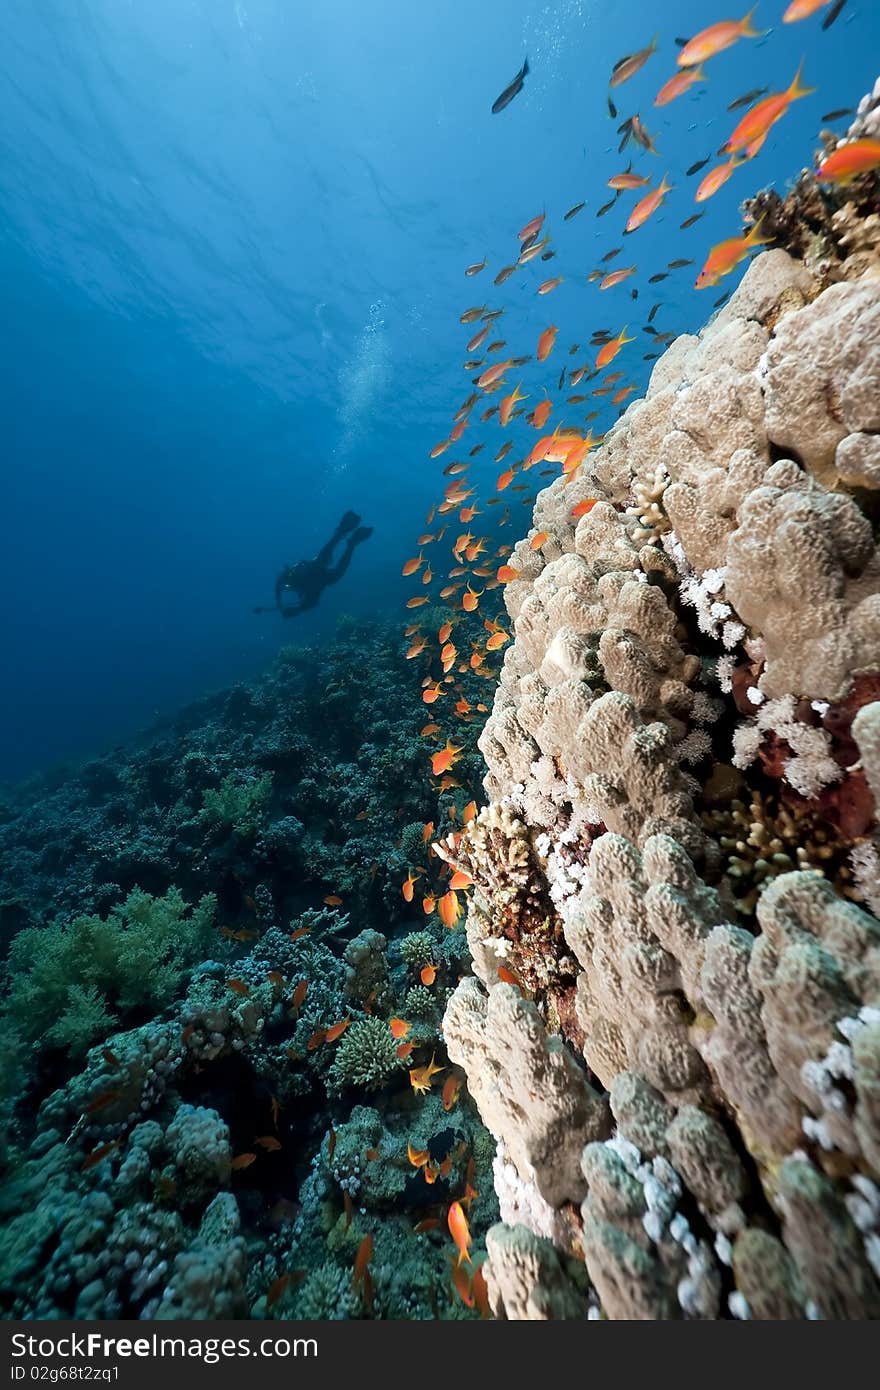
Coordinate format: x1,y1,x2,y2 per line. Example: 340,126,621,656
200,772,272,832
2,887,215,1058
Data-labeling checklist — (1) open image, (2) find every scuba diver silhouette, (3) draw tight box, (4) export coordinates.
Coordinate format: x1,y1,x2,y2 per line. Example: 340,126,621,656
255,511,373,618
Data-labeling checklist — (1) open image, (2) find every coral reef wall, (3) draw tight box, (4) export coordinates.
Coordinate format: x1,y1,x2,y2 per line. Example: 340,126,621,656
442,88,880,1320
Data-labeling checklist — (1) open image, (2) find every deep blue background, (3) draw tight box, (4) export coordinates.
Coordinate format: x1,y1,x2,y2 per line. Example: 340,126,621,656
1,0,876,780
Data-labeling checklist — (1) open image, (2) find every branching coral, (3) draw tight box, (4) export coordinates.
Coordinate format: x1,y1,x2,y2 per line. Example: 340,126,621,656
329,1017,409,1092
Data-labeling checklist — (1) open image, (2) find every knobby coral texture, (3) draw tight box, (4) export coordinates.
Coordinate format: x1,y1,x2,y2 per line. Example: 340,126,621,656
442,87,880,1320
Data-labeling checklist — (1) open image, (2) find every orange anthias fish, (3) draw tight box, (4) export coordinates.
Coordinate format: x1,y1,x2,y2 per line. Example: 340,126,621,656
420,963,437,986
476,360,512,390
536,276,564,295
451,1263,475,1308
696,158,740,202
431,740,463,776
231,1152,258,1171
462,584,483,612
625,175,672,232
655,65,706,106
678,8,764,67
610,35,657,86
323,893,343,906
442,1074,463,1112
536,325,558,361
518,212,545,241
608,168,650,190
449,868,473,889
517,236,550,264
389,1017,410,1039
816,138,880,183
352,1234,373,1289
82,1140,120,1171
783,0,832,16
402,869,420,903
695,221,770,288
600,264,637,290
472,1262,490,1318
407,1141,431,1168
596,327,635,369
571,498,598,519
410,1054,446,1095
531,397,553,429
291,979,308,1012
438,888,462,929
325,1018,351,1043
724,63,814,154
447,1200,472,1266
499,383,527,426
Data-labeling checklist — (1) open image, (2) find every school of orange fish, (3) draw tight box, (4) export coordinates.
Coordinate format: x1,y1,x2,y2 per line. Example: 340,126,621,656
397,3,878,963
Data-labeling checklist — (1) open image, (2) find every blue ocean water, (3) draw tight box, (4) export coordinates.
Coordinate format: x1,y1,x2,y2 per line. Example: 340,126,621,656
1,0,876,781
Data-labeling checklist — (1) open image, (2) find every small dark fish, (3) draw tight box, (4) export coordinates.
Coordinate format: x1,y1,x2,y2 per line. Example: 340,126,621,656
822,0,848,30
597,197,616,217
618,129,633,154
644,352,660,361
668,258,693,269
520,230,539,252
541,250,556,261
564,201,586,220
558,368,566,390
686,157,710,176
728,88,768,112
602,247,622,262
643,325,658,335
631,288,639,300
675,37,689,47
494,265,517,285
569,343,580,355
492,57,529,114
510,355,531,366
648,272,669,283
567,394,587,403
648,302,661,322
713,292,731,309
821,108,854,122
607,95,618,119
617,118,633,135
680,213,704,229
